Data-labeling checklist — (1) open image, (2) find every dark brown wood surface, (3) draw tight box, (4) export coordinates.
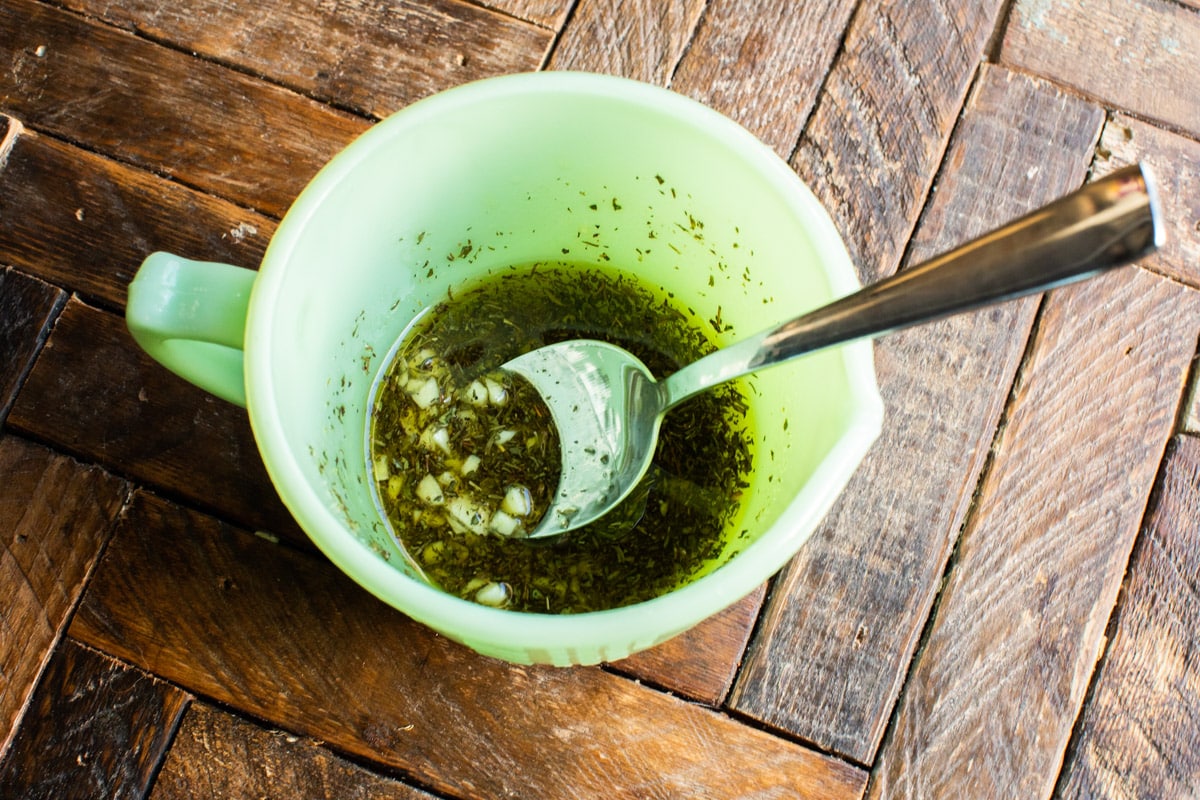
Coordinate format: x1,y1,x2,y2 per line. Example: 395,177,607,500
7,299,301,541
0,639,189,799
0,266,64,418
0,0,369,217
0,436,128,755
58,0,550,120
153,702,436,800
71,491,865,800
0,129,274,310
2,1,1199,798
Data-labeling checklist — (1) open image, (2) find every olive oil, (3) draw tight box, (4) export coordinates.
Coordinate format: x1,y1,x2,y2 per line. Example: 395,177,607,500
368,262,753,613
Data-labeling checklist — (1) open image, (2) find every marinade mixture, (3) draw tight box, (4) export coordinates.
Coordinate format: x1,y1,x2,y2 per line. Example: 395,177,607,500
368,262,753,613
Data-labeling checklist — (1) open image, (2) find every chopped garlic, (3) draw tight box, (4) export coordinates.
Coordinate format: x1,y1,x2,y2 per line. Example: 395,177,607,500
466,380,489,406
412,348,436,369
409,376,440,409
419,424,453,455
463,577,488,593
494,429,516,448
501,484,532,517
461,454,481,475
489,509,521,536
474,581,511,607
416,474,445,505
372,455,390,481
485,377,508,406
446,497,489,536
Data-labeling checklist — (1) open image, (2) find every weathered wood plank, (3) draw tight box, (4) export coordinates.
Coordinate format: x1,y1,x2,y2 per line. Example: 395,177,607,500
63,0,550,120
730,65,1105,764
0,267,65,422
73,491,867,800
0,129,273,310
669,0,858,156
153,702,435,800
0,639,189,799
1095,115,1200,290
0,0,369,218
610,585,765,706
790,0,1007,283
1056,435,1200,799
5,299,302,543
547,0,705,84
0,436,128,756
1002,0,1200,139
868,268,1200,797
475,0,573,29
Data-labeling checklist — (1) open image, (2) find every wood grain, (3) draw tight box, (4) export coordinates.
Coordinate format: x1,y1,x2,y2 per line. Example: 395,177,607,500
6,299,302,543
475,0,573,29
0,268,65,422
62,0,550,120
0,639,189,799
730,65,1105,764
1002,0,1200,139
0,129,273,311
72,490,867,800
547,0,705,84
1056,435,1200,799
790,0,1007,283
868,267,1200,797
670,0,858,156
0,0,369,218
1094,115,1200,291
0,436,128,756
154,702,433,799
610,584,765,706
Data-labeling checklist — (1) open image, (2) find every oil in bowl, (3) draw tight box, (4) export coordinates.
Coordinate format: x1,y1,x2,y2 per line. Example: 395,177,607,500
366,262,754,613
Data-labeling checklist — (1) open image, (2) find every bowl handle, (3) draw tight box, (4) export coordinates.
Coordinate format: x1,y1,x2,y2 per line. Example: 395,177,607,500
125,252,256,407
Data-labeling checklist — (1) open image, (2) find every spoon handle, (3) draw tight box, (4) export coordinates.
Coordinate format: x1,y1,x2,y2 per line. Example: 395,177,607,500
659,163,1161,410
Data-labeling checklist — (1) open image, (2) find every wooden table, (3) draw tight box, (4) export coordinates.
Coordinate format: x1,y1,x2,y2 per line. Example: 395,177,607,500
1,1,1198,797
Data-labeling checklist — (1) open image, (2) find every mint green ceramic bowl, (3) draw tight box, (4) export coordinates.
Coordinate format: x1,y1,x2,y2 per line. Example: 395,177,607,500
127,72,882,665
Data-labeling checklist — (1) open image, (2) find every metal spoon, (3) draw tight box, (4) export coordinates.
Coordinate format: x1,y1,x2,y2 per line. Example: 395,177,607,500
504,163,1162,539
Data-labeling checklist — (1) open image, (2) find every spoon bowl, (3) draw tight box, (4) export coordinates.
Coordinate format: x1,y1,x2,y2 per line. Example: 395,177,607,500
504,340,664,534
506,163,1162,539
